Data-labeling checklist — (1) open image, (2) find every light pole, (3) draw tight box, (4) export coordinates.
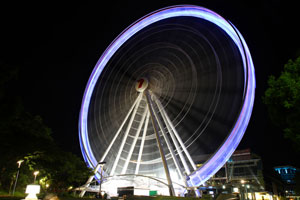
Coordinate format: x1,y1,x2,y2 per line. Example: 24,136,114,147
98,161,106,198
245,184,250,200
12,160,24,195
33,171,39,184
240,180,248,200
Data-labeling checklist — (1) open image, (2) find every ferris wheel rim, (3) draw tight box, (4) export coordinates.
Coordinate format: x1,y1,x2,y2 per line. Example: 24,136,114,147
79,5,255,187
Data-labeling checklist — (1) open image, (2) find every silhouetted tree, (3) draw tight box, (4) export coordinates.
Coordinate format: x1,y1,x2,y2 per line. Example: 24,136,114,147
23,150,92,194
0,63,54,191
263,56,300,151
0,63,91,194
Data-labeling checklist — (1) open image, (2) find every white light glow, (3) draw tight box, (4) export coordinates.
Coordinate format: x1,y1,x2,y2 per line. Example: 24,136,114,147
25,185,40,200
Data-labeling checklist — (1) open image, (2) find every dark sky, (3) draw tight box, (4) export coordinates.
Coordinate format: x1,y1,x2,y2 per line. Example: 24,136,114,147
1,1,300,169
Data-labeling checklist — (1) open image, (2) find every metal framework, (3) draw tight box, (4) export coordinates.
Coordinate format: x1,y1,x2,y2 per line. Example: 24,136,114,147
80,78,196,197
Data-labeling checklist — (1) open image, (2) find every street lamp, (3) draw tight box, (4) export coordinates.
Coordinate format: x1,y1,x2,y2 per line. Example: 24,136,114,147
12,160,24,195
33,171,39,184
245,185,250,200
98,161,106,197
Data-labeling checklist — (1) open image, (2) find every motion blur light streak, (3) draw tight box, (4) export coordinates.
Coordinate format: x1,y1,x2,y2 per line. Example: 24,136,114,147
79,4,255,188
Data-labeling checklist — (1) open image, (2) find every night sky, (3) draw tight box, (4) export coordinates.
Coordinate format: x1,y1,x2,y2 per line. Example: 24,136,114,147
1,1,300,169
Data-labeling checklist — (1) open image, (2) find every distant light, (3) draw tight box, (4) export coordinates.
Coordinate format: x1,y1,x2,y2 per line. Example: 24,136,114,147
233,188,239,193
246,185,250,189
209,191,214,194
241,180,245,184
222,185,226,189
33,171,39,176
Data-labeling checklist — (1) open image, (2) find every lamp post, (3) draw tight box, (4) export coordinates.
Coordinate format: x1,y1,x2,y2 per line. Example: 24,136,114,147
240,180,247,200
246,185,250,200
33,171,39,184
12,160,24,195
98,161,106,198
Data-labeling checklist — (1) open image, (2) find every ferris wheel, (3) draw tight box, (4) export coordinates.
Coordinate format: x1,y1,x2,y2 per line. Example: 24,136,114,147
78,5,255,197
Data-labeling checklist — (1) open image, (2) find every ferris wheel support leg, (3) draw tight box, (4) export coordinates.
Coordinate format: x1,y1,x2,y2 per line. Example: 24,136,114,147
79,172,95,197
150,96,185,183
110,94,143,176
100,92,143,163
154,94,197,171
122,106,148,174
153,94,191,179
79,94,143,197
79,163,104,197
135,111,150,174
145,90,175,196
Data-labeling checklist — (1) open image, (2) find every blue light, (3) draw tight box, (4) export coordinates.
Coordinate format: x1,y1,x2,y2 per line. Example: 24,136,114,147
274,166,297,184
79,5,255,186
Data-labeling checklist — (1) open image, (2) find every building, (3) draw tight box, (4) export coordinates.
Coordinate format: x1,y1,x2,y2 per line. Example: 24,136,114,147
274,166,298,197
195,149,275,200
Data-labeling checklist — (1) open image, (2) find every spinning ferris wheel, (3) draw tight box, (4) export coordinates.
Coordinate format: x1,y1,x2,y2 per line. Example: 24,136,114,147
78,5,255,197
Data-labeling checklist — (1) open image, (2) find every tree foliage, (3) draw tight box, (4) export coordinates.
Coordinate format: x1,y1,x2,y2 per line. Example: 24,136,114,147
23,150,92,193
263,57,300,150
0,63,92,194
0,63,54,191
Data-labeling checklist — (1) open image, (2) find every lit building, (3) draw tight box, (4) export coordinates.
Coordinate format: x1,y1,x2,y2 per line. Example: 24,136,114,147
194,149,269,200
274,166,298,196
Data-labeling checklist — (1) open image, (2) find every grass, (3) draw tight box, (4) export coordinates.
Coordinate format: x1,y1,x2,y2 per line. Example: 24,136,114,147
0,190,25,198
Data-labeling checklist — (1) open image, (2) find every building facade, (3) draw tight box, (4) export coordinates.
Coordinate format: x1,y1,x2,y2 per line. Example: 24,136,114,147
195,149,274,200
274,166,298,197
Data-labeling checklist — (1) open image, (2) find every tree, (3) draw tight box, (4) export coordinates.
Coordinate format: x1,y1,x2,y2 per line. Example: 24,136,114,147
0,63,55,191
263,56,300,151
0,63,92,194
23,150,92,194
0,63,52,191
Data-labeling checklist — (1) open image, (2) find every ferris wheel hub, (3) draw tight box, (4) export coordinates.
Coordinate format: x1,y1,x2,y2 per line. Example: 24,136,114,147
135,77,149,92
